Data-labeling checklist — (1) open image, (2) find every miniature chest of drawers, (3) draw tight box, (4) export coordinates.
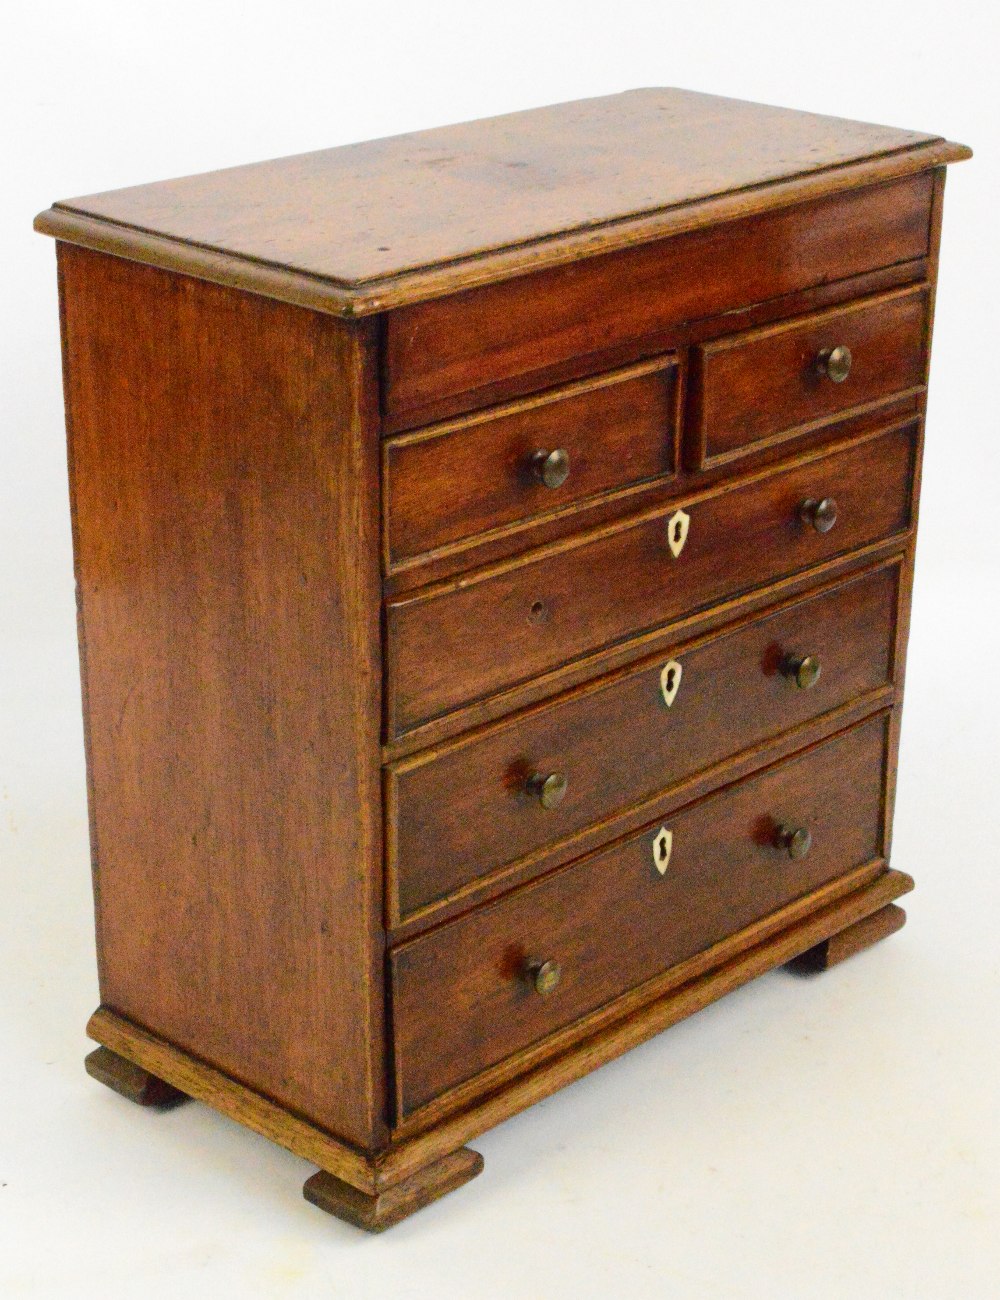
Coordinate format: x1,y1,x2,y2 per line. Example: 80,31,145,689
36,89,970,1231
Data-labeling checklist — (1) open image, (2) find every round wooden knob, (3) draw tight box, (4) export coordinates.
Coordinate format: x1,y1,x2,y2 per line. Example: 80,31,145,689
799,496,838,533
817,343,852,383
780,652,822,689
531,448,570,489
776,823,813,860
528,958,562,995
527,771,568,810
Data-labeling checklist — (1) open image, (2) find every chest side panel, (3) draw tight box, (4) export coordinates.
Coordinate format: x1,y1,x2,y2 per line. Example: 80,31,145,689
58,245,386,1148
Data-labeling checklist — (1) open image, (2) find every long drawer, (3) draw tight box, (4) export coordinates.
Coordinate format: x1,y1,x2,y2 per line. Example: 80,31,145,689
382,173,933,431
388,560,899,922
391,712,889,1118
385,422,917,737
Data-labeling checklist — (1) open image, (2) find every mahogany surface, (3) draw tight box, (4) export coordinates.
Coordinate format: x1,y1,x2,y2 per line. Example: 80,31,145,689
85,1045,187,1108
303,1148,484,1233
381,174,935,430
691,284,929,467
386,423,917,735
37,90,956,295
58,244,386,1148
391,715,889,1118
36,89,969,1230
384,356,678,565
388,561,899,923
789,902,908,972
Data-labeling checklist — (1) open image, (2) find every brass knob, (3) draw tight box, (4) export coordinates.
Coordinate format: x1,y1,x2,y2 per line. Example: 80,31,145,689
775,823,813,860
779,652,822,689
527,771,568,810
531,448,570,489
816,344,852,383
527,958,562,996
799,496,838,534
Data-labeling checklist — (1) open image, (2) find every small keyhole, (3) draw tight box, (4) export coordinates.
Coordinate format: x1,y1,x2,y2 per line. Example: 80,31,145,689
665,667,676,692
527,599,551,625
656,839,667,866
673,520,683,544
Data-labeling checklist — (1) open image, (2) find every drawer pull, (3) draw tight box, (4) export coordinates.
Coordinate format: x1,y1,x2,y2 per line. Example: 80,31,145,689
527,958,562,996
652,826,674,874
816,343,853,383
779,652,822,690
666,508,690,558
530,447,571,489
527,771,569,810
775,822,813,860
799,496,838,534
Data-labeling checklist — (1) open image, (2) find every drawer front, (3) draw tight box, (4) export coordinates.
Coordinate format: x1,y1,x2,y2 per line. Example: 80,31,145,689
391,713,889,1118
385,357,678,565
386,423,917,736
383,173,933,431
692,285,928,468
389,562,899,921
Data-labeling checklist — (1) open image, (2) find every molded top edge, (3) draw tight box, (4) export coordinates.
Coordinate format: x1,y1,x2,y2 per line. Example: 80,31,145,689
35,89,971,316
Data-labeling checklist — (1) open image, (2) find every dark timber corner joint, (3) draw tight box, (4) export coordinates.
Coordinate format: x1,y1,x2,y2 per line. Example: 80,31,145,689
85,1046,188,1109
787,903,908,973
303,1149,485,1233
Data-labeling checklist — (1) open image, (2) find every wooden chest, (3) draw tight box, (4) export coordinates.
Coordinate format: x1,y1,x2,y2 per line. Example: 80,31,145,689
36,89,970,1231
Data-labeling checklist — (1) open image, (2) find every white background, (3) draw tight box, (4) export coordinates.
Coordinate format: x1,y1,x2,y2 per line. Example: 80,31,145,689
2,3,997,1296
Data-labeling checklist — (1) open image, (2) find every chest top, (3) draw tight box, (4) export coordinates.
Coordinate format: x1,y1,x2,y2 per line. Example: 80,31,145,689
34,88,968,315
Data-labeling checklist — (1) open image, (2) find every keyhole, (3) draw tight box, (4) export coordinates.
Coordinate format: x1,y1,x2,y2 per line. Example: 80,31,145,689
665,509,690,559
527,599,551,625
659,658,682,707
652,826,672,874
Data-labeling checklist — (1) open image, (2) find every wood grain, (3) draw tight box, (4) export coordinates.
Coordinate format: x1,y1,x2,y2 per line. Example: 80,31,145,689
691,284,929,467
384,866,913,1165
388,561,900,923
788,902,907,972
386,423,917,736
85,1045,188,1108
391,714,889,1117
303,1148,483,1232
87,1007,381,1192
882,168,948,865
383,174,934,429
60,245,386,1149
88,863,914,1189
35,90,968,319
37,93,970,1227
384,270,926,595
384,356,677,565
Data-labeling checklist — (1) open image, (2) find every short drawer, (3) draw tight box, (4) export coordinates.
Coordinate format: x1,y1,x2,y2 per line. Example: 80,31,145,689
391,712,889,1118
690,285,929,468
385,422,917,736
384,356,678,565
388,561,899,922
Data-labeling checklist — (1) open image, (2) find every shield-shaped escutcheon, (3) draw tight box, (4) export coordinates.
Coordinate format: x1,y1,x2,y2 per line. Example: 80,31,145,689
652,826,673,875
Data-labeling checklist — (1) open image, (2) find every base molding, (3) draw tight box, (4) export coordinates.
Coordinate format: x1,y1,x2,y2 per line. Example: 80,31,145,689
788,902,907,973
85,867,913,1230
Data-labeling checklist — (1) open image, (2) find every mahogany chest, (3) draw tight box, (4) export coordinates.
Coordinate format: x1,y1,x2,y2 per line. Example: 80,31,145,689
36,89,970,1231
